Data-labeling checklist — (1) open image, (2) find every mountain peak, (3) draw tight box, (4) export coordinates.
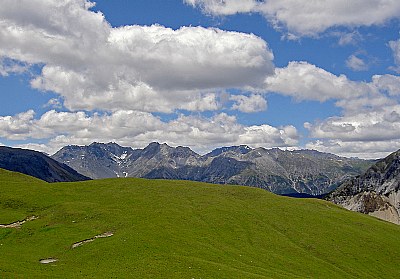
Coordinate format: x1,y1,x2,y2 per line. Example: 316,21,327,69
206,145,253,157
89,142,121,148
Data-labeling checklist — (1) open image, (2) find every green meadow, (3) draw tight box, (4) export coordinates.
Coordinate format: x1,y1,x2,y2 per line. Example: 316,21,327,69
1,168,399,278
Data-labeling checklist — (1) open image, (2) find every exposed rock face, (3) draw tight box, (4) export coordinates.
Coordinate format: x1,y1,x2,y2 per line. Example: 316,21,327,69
0,146,90,182
52,142,371,195
52,142,141,179
327,149,400,224
53,142,203,179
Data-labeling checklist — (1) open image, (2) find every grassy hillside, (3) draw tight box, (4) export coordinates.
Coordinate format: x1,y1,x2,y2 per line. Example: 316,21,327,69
1,168,400,278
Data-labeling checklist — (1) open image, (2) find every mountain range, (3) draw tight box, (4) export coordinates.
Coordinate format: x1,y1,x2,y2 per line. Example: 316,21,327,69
328,149,400,224
3,142,400,224
51,142,372,195
0,146,90,182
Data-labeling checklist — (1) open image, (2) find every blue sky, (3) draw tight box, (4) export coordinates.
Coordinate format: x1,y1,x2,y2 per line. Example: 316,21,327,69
0,0,400,158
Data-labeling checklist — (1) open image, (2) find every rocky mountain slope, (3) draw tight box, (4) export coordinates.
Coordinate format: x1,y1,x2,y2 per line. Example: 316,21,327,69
52,142,371,195
0,146,90,182
327,149,400,224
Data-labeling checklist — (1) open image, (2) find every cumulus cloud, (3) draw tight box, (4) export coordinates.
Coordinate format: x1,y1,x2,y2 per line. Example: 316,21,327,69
0,0,274,113
331,74,400,115
263,62,400,117
230,94,267,113
0,110,299,154
264,61,369,102
304,102,400,158
306,106,400,141
266,63,400,158
346,55,368,71
186,0,400,37
239,124,298,147
0,110,37,140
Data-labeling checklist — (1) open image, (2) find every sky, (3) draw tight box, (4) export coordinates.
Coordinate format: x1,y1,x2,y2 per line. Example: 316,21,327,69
0,0,400,159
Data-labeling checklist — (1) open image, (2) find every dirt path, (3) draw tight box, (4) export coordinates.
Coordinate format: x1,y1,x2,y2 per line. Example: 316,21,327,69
39,231,113,264
0,216,38,228
71,231,114,248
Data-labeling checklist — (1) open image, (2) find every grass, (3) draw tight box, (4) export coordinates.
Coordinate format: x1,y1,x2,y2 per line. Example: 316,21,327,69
1,168,400,278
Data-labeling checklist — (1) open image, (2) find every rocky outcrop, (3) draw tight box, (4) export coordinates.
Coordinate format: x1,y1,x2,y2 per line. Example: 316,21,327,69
327,149,400,224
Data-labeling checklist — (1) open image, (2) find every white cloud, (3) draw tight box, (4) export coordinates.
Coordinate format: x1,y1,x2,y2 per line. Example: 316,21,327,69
186,0,400,37
298,71,400,158
0,0,109,65
1,110,299,155
239,124,298,147
263,63,400,118
230,94,267,113
0,110,36,140
108,25,274,90
306,106,400,141
0,58,29,76
268,65,400,158
306,139,400,160
31,71,222,113
0,0,274,113
305,103,400,158
389,39,400,71
264,61,368,102
371,74,400,96
185,0,258,15
332,74,400,115
15,143,54,155
43,98,62,109
334,31,363,46
346,55,368,71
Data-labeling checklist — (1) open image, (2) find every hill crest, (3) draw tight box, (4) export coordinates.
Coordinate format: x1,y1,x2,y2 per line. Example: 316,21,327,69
0,146,90,182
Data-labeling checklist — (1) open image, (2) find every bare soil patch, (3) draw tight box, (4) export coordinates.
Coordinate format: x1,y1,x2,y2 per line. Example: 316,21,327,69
0,216,38,228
